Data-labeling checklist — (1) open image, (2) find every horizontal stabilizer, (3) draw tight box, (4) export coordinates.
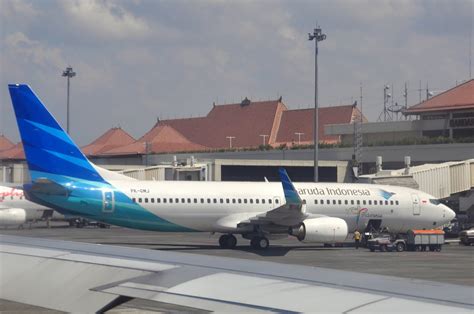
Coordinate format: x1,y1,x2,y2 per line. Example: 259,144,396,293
28,179,69,196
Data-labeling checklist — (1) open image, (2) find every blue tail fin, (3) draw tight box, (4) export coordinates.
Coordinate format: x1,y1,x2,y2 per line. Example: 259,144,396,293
8,84,105,183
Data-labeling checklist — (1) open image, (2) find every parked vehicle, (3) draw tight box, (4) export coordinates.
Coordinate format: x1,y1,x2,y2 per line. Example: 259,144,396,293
406,229,444,252
367,230,445,252
459,228,474,246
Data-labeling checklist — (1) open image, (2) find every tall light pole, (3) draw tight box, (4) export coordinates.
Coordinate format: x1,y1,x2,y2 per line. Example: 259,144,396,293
294,132,304,145
62,66,76,134
308,26,326,182
226,136,235,149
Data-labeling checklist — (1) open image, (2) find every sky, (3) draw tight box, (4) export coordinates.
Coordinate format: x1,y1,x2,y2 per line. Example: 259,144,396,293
1,0,473,146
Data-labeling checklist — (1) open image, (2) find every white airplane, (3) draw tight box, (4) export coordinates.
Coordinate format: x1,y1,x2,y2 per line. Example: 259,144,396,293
0,185,63,227
8,84,456,249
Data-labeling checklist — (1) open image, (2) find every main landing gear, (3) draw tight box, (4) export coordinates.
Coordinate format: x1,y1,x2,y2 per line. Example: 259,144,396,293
250,236,269,250
219,234,237,249
218,234,270,250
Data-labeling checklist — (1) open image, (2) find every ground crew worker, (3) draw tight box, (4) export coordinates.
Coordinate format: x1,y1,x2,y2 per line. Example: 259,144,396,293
353,230,361,249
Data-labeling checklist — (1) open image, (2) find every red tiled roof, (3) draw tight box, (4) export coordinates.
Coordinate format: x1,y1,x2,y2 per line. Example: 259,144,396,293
82,127,135,156
276,105,363,144
405,79,474,114
0,135,14,152
104,125,206,155
0,143,25,160
161,100,287,148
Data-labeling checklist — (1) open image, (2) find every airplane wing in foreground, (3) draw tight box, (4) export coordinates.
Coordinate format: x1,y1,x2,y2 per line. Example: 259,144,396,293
0,235,472,313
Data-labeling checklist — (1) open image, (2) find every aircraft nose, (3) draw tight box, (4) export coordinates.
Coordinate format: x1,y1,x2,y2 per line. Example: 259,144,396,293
444,205,456,222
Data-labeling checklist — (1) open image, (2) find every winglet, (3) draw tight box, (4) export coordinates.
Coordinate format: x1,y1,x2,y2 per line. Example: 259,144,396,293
278,168,302,206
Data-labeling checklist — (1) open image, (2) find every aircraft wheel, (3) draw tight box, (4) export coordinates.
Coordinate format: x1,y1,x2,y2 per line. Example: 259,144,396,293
219,234,229,248
251,236,269,250
219,234,237,249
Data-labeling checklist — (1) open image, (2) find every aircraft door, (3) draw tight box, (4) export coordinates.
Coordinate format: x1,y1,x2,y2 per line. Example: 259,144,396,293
102,190,115,213
411,194,420,215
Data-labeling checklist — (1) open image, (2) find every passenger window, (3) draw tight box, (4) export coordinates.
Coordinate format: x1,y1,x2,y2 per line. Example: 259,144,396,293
244,199,247,204
213,198,217,203
201,198,204,203
374,200,377,205
256,199,259,204
194,198,197,203
338,200,342,205
207,198,211,203
357,200,360,205
187,198,191,203
182,198,185,203
250,199,253,204
385,200,388,205
262,199,266,204
333,200,336,205
144,198,148,203
238,199,242,204
138,198,142,203
163,198,167,203
351,200,354,205
132,198,136,203
226,198,230,204
150,198,155,203
303,199,307,204
220,199,223,203
269,199,272,204
315,199,318,204
368,200,372,205
363,200,366,205
170,198,173,203
275,199,279,204
175,198,179,203
326,200,330,205
396,200,399,205
344,200,348,205
232,199,236,204
157,198,161,203
390,200,394,205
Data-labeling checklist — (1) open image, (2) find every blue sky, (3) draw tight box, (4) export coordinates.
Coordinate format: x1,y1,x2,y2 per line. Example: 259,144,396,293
1,0,472,145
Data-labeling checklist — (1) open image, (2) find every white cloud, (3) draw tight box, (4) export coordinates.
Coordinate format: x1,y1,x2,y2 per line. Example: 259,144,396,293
61,0,151,40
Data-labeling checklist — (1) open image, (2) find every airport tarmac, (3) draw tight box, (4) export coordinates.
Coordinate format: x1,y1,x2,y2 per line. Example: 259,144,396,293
1,222,473,286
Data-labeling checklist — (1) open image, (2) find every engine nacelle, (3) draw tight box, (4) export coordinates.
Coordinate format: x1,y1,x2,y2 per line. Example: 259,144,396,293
290,217,348,243
0,208,27,226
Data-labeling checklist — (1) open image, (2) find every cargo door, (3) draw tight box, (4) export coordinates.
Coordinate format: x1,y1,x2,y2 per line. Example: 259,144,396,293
411,194,420,215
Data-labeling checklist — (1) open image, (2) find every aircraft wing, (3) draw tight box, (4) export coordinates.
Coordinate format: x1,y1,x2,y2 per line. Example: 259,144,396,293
238,168,310,228
0,235,472,313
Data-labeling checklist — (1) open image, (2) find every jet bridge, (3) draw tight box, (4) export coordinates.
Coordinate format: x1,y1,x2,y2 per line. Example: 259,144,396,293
360,159,474,199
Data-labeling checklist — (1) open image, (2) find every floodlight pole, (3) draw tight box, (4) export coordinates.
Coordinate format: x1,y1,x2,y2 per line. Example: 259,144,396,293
309,26,326,182
226,136,235,149
62,66,76,134
294,132,304,145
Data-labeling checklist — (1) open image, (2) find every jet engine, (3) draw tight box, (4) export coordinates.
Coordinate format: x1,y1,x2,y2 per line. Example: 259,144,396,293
0,208,27,226
290,217,348,243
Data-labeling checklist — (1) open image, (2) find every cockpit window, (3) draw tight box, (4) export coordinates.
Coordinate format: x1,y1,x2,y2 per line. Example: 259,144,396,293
429,199,441,205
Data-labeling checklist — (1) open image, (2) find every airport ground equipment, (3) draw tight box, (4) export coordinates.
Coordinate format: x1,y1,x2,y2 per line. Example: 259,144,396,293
406,229,444,251
459,227,474,246
367,229,445,252
367,234,407,252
